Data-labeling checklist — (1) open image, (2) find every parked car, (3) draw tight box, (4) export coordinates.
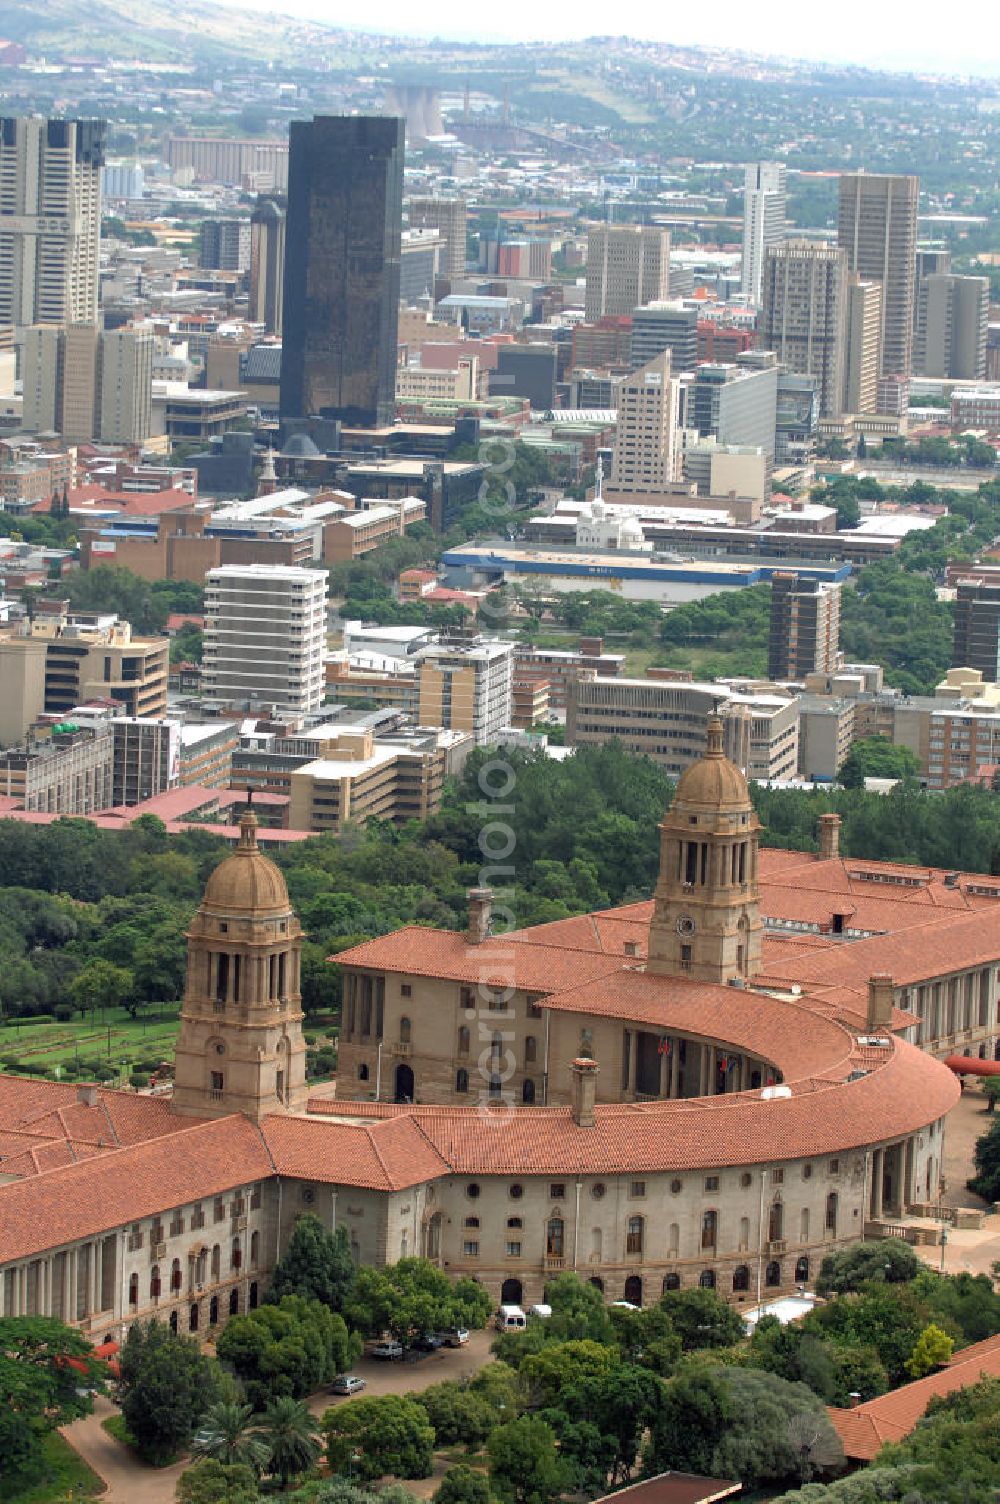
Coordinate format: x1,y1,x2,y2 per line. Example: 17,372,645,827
440,1328,469,1347
411,1332,444,1351
371,1340,404,1360
331,1374,366,1395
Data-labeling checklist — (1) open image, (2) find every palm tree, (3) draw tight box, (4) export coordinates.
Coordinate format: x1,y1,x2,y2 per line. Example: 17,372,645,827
258,1396,322,1487
192,1401,271,1474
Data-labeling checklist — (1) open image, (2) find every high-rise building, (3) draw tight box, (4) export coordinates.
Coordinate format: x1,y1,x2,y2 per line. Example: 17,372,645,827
280,116,403,429
201,218,251,273
842,278,882,415
952,579,1000,683
914,247,952,329
609,350,679,494
690,361,778,463
838,172,919,404
99,324,154,444
407,196,466,281
758,242,848,418
0,116,105,330
741,161,786,306
248,197,286,334
914,274,989,380
630,301,698,373
584,225,670,321
415,636,514,745
768,573,842,681
20,325,62,432
202,564,329,715
60,322,100,442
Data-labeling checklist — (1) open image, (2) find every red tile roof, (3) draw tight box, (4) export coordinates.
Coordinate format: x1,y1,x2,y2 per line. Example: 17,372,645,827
828,1332,1000,1460
263,1113,450,1191
333,927,626,991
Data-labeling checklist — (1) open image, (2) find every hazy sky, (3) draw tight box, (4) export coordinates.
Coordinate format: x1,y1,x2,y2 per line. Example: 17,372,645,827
241,0,1000,77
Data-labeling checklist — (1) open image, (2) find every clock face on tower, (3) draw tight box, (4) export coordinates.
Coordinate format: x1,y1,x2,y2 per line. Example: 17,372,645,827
675,915,696,936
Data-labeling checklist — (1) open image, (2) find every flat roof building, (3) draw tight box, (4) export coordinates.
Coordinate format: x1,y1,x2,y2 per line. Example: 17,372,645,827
202,564,329,716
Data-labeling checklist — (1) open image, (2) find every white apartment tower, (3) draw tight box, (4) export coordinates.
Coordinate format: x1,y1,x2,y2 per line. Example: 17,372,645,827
741,162,786,306
0,117,105,330
202,565,329,716
609,350,679,494
585,225,671,321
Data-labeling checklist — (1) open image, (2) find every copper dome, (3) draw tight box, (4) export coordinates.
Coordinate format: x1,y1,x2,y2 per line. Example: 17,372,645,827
671,716,751,812
200,811,291,916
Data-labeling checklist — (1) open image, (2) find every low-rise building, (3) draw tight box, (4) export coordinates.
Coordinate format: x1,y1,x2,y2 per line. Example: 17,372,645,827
0,721,113,813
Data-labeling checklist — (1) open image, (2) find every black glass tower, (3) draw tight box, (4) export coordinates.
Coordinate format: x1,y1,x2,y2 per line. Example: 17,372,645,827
280,115,403,429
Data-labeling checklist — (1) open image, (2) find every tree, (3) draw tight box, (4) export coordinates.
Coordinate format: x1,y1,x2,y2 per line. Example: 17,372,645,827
419,1380,496,1446
646,1368,732,1476
816,1238,920,1295
969,1117,1000,1202
433,1466,494,1504
117,1318,222,1464
657,1286,745,1349
839,736,921,789
487,1416,572,1504
68,957,134,1020
984,1077,1000,1113
259,1396,322,1488
905,1323,955,1379
520,1339,618,1406
193,1402,271,1473
323,1394,435,1482
176,1459,261,1504
217,1296,359,1410
558,1365,661,1483
541,1272,614,1344
269,1216,355,1312
347,1257,490,1341
0,1316,105,1492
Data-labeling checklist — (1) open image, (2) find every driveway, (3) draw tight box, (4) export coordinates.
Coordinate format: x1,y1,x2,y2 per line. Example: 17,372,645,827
307,1327,495,1415
61,1394,190,1504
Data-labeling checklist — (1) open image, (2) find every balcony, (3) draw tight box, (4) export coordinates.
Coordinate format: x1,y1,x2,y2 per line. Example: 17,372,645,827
767,1239,787,1255
543,1255,566,1272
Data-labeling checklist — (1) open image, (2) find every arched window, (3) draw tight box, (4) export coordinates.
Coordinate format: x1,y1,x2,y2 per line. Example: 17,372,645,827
249,1281,258,1310
231,1238,242,1272
455,1068,469,1093
590,1276,604,1292
229,1287,240,1316
525,1035,537,1064
766,1260,782,1287
591,1227,603,1262
663,1272,681,1292
457,1026,470,1057
825,1192,838,1236
732,1264,750,1292
768,1200,784,1243
626,1215,644,1256
358,1063,369,1081
795,1256,810,1283
623,1274,643,1306
211,1244,221,1280
128,1272,139,1306
250,1230,259,1269
522,1078,535,1104
739,1215,750,1250
547,1216,565,1258
170,1258,182,1292
699,1269,716,1289
668,1222,680,1255
169,1310,178,1333
209,1295,219,1325
189,1302,199,1332
465,1216,480,1228
399,1016,411,1044
701,1209,718,1250
800,1207,810,1242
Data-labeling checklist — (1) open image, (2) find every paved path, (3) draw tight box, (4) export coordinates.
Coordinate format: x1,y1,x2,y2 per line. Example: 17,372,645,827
307,1328,495,1417
61,1395,189,1504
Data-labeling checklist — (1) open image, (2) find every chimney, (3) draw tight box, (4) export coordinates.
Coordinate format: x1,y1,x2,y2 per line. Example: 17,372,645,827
570,1057,599,1127
848,1392,862,1409
466,887,493,945
77,1083,99,1107
866,973,894,1031
817,812,841,861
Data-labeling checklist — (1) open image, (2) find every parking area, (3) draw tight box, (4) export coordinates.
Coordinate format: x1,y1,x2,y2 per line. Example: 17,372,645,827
307,1326,495,1415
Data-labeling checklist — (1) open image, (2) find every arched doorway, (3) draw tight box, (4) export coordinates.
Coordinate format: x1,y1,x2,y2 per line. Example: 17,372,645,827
394,1063,414,1103
623,1275,643,1306
500,1277,523,1304
522,1078,535,1104
169,1310,178,1333
699,1269,716,1289
766,1260,782,1287
189,1303,199,1332
589,1276,604,1292
249,1282,258,1309
732,1265,750,1292
209,1295,219,1325
662,1272,680,1293
795,1256,810,1284
229,1287,240,1316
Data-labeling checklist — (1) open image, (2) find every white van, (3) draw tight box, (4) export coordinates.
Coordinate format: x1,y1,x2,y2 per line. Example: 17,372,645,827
495,1304,527,1331
529,1303,552,1319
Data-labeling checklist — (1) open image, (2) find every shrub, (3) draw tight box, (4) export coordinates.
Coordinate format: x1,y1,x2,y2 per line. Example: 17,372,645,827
53,1004,75,1022
129,1072,150,1090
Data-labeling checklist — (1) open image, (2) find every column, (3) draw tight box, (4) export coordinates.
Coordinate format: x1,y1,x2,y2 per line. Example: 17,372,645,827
40,1258,50,1316
17,1264,27,1316
669,1041,680,1099
0,1267,5,1317
62,1252,71,1321
739,1056,749,1091
872,1150,884,1220
91,1241,100,1314
659,1042,669,1099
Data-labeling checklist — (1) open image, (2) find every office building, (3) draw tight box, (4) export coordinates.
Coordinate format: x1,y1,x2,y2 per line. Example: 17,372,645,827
280,116,404,428
399,229,440,304
842,279,882,415
838,172,919,402
0,721,113,814
99,325,154,444
0,612,168,744
571,316,634,371
690,361,778,462
914,247,951,327
914,275,989,381
759,242,847,418
201,219,251,273
286,724,460,831
584,225,670,321
492,344,557,409
630,301,698,373
416,635,514,744
741,161,786,305
768,572,842,680
202,564,328,715
248,197,286,334
952,579,1000,683
20,325,62,432
566,672,799,782
407,196,466,281
0,116,105,330
682,440,768,504
608,350,678,494
60,323,100,442
163,135,288,190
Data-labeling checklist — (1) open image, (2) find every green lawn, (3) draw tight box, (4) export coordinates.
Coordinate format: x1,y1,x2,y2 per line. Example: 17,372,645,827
2,1431,103,1503
0,1005,181,1081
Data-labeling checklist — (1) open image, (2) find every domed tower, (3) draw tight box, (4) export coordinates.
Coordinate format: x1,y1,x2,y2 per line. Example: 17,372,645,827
172,807,308,1121
647,716,762,984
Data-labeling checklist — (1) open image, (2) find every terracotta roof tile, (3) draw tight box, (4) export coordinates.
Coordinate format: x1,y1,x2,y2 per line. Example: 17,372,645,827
263,1113,450,1191
333,927,626,990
